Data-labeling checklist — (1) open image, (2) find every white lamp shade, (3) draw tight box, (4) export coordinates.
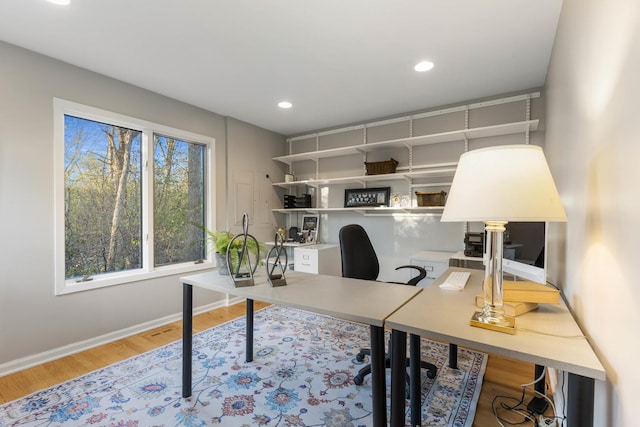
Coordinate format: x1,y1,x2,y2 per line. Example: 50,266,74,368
441,145,567,222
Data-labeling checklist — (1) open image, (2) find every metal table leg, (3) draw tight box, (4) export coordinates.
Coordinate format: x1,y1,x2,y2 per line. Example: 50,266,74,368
370,325,387,427
410,333,421,427
246,298,254,362
568,373,595,427
390,329,407,427
182,283,193,398
449,343,458,369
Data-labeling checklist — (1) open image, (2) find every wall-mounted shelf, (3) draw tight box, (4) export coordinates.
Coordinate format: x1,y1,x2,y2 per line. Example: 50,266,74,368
273,120,538,166
271,162,457,189
271,92,541,218
273,206,445,216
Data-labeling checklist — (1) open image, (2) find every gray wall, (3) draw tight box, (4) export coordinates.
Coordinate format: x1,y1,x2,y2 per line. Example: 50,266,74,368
544,0,640,425
225,117,288,241
0,41,284,368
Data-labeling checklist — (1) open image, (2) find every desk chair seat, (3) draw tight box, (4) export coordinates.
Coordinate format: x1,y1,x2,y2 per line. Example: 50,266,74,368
339,224,437,390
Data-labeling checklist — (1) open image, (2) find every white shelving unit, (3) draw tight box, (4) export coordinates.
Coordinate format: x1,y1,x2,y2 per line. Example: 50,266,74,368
272,206,447,216
271,162,458,189
273,120,537,166
272,92,540,217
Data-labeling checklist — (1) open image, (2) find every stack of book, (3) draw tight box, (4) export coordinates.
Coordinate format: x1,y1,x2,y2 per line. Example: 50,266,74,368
475,280,560,317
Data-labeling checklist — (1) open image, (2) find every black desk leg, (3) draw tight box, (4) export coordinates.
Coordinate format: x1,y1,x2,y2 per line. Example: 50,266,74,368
568,373,595,427
390,329,407,427
182,283,193,398
410,333,421,427
449,343,458,369
371,325,387,427
246,298,254,362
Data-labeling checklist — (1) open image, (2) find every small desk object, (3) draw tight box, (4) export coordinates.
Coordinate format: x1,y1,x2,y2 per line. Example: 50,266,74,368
180,270,421,427
385,267,605,427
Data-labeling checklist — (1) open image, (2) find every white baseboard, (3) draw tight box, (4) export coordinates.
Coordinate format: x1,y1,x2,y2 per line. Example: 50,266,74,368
0,296,245,378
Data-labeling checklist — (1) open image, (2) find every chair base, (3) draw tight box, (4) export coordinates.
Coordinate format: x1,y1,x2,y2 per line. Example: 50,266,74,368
353,348,437,396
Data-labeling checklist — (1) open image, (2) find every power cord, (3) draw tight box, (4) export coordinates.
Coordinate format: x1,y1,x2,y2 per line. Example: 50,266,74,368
492,366,564,427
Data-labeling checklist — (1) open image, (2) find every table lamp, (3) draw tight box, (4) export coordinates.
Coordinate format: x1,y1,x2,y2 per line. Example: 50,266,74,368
441,145,567,333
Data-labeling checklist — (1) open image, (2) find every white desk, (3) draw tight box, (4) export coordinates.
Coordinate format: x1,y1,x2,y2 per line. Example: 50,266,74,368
385,267,606,427
180,270,421,427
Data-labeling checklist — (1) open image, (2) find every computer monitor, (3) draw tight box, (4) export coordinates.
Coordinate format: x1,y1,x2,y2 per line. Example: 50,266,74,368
501,222,547,284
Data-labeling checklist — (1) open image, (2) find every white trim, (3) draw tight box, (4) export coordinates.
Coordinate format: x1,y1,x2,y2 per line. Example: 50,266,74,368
53,98,217,295
55,262,217,295
0,296,245,377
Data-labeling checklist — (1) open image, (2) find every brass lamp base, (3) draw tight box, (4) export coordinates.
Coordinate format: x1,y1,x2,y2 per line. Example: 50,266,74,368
470,311,516,334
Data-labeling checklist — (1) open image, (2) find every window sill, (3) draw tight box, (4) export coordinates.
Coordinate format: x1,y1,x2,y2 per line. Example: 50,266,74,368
55,261,216,295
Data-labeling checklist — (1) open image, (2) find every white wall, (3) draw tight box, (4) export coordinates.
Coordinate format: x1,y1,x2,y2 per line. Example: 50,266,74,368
544,0,640,425
0,41,284,371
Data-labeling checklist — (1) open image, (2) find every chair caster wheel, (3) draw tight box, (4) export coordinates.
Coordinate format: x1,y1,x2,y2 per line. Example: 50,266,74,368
354,376,364,386
427,368,437,379
356,354,365,362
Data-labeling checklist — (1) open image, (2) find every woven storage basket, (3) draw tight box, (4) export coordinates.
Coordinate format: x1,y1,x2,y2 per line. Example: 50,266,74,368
364,158,398,175
415,191,447,206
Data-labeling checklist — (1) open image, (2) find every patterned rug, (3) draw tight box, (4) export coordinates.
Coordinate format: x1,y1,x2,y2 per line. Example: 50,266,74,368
0,305,487,427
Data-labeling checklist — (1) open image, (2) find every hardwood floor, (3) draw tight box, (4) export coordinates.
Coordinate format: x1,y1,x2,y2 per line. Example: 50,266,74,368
0,301,548,425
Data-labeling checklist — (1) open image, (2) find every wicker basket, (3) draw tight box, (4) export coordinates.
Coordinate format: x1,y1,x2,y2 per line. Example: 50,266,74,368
364,158,398,175
415,191,447,207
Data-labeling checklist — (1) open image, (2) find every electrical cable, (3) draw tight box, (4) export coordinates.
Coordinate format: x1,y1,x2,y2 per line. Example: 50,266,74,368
515,327,585,339
492,365,565,427
492,391,532,426
522,366,546,387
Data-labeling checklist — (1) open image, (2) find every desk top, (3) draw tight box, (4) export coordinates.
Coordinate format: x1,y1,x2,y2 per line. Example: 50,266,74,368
385,267,606,381
181,271,421,327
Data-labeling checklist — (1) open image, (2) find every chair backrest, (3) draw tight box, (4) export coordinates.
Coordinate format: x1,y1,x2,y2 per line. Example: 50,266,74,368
339,224,379,280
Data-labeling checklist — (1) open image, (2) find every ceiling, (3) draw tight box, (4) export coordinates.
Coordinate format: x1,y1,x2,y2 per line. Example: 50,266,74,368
0,0,563,136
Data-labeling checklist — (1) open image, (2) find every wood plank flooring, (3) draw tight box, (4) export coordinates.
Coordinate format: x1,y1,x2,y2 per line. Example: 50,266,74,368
0,301,550,426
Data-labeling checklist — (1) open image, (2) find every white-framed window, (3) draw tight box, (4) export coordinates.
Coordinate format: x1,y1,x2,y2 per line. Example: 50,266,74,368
54,98,215,295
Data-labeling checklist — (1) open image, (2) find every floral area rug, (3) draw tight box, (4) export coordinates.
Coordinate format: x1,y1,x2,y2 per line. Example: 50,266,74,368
0,305,486,426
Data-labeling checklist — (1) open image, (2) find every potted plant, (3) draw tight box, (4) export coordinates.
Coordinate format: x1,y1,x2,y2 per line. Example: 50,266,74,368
203,229,265,275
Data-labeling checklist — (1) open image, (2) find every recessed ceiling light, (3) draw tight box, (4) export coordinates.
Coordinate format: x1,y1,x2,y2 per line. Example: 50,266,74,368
414,60,435,72
48,0,71,4
278,101,293,109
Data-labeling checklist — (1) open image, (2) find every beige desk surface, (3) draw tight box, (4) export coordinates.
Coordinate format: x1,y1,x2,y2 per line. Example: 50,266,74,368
385,267,606,381
181,270,421,327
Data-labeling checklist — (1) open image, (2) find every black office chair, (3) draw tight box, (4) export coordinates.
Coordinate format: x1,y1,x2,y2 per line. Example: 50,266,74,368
338,224,437,387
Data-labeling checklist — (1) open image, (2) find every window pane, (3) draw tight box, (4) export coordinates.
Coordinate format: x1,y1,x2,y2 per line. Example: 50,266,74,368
153,135,206,266
64,115,142,279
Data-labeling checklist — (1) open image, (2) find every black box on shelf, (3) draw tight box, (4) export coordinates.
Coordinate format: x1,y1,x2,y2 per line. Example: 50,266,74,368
284,194,312,209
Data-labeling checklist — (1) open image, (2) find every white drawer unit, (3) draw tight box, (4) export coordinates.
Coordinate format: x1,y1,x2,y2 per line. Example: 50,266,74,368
294,244,341,276
409,251,456,286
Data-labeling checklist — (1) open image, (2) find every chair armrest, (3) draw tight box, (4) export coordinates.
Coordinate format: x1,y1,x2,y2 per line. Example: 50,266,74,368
395,265,427,286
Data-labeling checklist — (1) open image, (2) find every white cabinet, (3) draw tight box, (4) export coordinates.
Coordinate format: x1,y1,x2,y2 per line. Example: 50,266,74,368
294,244,341,276
410,251,456,286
